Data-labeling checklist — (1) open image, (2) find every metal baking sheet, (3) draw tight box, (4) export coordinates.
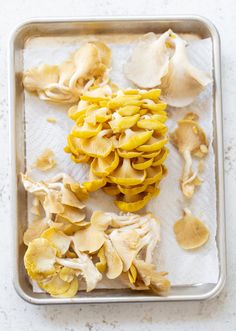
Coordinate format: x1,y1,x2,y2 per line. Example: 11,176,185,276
9,16,226,304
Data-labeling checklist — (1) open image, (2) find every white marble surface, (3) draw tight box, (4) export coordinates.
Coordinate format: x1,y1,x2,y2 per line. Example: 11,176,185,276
0,0,236,330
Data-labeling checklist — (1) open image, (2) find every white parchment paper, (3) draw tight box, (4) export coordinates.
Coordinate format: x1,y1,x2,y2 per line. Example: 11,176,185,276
24,34,219,287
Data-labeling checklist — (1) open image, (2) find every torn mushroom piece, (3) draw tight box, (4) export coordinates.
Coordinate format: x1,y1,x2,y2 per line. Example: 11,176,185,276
33,149,56,171
173,208,209,250
170,113,208,198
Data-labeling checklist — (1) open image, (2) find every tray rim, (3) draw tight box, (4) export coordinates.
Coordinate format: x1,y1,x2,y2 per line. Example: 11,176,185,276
9,15,226,305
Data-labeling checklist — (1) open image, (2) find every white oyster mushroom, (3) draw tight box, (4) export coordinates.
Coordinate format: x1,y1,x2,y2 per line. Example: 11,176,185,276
124,31,171,88
161,34,212,107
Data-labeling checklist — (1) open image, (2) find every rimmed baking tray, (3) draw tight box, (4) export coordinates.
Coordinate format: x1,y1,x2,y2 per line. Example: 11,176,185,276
9,16,226,304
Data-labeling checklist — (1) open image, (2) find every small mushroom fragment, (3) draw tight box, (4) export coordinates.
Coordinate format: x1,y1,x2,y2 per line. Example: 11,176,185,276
173,209,209,250
170,113,208,198
33,149,56,171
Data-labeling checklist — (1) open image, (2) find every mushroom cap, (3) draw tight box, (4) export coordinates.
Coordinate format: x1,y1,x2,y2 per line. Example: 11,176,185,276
24,238,57,281
58,205,85,224
109,158,146,186
23,64,59,92
79,134,113,158
110,229,141,272
23,218,48,246
73,226,105,254
38,274,71,296
170,119,208,155
173,209,209,250
91,151,119,177
160,34,212,107
114,191,153,212
103,239,123,279
41,228,71,257
119,129,153,151
137,136,168,152
124,31,171,88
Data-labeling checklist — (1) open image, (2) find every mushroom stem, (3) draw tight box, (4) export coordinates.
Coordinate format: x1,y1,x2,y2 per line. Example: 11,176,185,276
182,149,192,181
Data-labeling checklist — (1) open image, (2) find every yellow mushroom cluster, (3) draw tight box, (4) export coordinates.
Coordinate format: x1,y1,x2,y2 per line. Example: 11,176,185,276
65,88,169,212
22,173,170,297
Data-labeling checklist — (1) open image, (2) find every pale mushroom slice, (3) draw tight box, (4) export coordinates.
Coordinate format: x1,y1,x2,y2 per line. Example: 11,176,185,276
103,239,123,279
133,259,171,295
73,224,105,254
173,208,209,250
72,211,112,254
170,114,208,198
124,31,171,88
58,205,85,224
160,33,212,107
41,228,71,257
23,64,59,92
109,229,141,272
23,218,49,246
61,186,85,209
33,149,56,171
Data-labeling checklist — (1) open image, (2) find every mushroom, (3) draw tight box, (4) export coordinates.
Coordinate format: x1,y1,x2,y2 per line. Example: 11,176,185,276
170,114,208,198
114,191,153,212
133,259,171,295
23,42,111,104
91,151,119,177
173,208,209,250
119,128,153,151
109,158,146,186
103,239,123,279
124,31,171,88
160,34,212,107
109,113,140,133
41,228,71,257
33,149,56,171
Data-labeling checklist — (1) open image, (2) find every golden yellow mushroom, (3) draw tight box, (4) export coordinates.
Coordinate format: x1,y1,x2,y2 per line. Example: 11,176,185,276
173,209,209,250
132,157,153,170
117,149,143,159
118,105,140,116
119,129,153,151
91,151,119,177
137,136,168,152
115,191,153,212
152,147,169,166
109,158,146,186
72,122,102,139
